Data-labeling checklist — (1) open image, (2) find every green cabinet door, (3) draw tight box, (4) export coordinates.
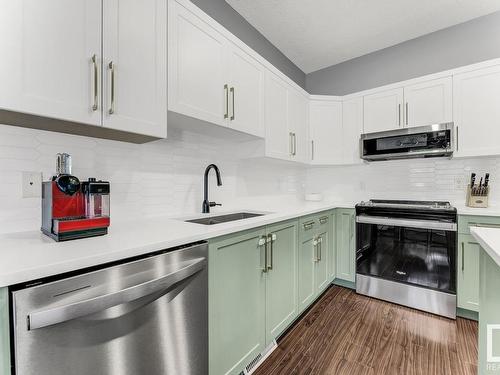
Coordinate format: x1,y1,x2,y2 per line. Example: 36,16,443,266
328,212,337,281
314,230,329,293
457,234,480,312
479,249,500,374
209,228,267,375
336,208,356,283
265,220,298,344
0,288,10,375
298,231,316,313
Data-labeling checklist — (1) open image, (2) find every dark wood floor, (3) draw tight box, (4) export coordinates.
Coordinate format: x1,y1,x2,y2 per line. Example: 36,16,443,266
254,286,478,375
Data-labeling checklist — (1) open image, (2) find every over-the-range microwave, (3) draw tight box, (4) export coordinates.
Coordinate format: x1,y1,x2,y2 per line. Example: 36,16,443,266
360,123,454,161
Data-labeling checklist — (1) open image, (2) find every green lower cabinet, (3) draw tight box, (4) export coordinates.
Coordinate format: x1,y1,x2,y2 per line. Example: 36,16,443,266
265,220,299,344
335,209,356,283
314,230,329,293
479,249,500,374
298,232,316,313
457,234,480,312
328,212,337,282
209,228,267,375
0,288,10,375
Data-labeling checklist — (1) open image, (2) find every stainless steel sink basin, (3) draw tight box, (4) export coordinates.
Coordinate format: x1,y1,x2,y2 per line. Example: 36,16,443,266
185,212,265,225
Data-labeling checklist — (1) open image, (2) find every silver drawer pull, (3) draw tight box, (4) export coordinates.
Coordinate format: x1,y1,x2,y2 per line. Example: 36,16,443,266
108,61,115,115
91,54,98,111
303,221,315,230
319,216,329,224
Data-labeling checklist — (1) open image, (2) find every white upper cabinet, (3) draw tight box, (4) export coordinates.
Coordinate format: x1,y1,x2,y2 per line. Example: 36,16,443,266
309,99,342,165
453,65,500,157
403,77,452,128
103,0,167,138
363,88,404,133
168,0,226,127
265,73,290,160
264,72,309,163
0,0,102,125
168,0,265,138
226,43,265,137
288,90,309,163
342,97,364,165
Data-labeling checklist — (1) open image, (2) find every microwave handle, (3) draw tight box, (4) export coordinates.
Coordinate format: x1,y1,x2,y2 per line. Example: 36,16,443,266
27,257,206,331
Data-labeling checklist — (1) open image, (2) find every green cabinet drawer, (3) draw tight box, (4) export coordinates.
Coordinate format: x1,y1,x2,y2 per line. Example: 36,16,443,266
458,215,500,235
209,228,267,375
457,234,480,312
335,208,356,283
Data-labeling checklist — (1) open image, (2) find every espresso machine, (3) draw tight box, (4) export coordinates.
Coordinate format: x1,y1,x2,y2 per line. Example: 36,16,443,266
41,153,110,241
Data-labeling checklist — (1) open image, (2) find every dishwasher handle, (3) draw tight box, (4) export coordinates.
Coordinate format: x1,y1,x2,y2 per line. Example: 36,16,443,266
27,257,207,331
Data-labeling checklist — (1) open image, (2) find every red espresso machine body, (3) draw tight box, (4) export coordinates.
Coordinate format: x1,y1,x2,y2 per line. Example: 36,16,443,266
41,154,110,241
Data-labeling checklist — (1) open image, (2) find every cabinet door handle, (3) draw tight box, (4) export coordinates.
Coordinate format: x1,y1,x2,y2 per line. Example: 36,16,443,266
267,233,276,270
224,84,229,119
311,140,315,160
108,61,115,115
405,102,409,126
398,104,401,127
293,133,297,156
319,216,329,225
313,238,318,262
259,236,268,273
91,54,98,111
456,126,459,151
461,242,465,271
318,237,322,261
289,132,294,156
230,87,235,121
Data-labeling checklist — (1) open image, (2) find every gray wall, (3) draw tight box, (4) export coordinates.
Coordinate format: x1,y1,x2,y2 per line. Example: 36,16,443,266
191,0,306,88
306,11,500,95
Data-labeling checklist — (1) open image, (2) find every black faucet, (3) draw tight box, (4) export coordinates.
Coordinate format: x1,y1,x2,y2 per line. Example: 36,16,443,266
202,164,222,213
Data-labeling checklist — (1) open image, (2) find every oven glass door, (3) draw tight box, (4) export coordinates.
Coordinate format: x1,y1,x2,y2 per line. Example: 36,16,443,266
356,219,456,294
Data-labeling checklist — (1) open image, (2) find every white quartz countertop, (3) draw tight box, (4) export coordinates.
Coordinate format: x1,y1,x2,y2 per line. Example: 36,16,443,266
0,199,354,287
471,227,500,268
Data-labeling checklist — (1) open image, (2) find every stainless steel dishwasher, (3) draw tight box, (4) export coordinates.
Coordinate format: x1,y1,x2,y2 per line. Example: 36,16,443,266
10,242,208,375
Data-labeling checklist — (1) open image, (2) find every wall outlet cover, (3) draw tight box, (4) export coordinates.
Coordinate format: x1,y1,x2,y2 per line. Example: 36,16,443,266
22,172,42,198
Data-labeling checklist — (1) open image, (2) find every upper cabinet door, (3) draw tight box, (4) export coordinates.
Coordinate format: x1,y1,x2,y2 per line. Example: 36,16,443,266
288,90,309,163
403,77,452,128
226,44,265,137
103,0,167,138
453,65,500,157
265,72,290,160
363,88,404,133
168,1,226,127
309,100,342,165
0,0,102,125
342,97,364,165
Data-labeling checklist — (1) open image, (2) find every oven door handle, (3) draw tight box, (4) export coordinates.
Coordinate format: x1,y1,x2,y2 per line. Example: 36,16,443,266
356,215,457,231
26,257,207,331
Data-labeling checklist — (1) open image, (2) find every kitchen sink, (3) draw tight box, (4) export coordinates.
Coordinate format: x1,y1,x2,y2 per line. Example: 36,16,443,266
185,212,265,225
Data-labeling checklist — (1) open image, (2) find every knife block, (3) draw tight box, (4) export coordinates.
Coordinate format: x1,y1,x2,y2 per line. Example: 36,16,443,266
466,184,489,208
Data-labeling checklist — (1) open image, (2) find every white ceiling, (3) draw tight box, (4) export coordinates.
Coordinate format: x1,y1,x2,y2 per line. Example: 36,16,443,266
225,0,500,73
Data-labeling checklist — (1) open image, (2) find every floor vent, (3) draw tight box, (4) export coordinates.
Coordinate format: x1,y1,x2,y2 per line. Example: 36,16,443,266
244,340,278,374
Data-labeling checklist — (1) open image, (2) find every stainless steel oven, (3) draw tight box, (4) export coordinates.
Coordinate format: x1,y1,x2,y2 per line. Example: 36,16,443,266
10,242,208,375
355,200,457,318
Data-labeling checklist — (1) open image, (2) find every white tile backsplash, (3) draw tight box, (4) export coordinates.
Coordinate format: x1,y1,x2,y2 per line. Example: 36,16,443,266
0,124,305,234
1,122,498,234
306,157,499,205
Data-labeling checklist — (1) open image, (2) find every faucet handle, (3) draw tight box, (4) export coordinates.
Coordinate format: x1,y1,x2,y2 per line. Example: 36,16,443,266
209,202,222,208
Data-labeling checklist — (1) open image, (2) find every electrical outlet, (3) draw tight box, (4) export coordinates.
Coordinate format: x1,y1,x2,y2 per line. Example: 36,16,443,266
454,176,465,191
22,172,42,198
